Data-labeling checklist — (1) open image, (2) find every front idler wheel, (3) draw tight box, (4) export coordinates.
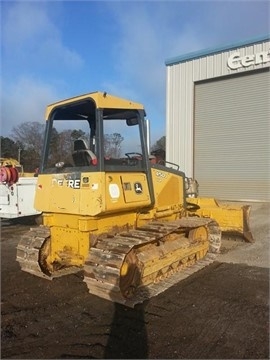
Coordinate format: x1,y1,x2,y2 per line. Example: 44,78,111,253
38,238,53,276
120,250,141,298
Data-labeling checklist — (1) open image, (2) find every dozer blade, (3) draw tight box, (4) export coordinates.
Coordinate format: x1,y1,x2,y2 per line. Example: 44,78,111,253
186,197,254,243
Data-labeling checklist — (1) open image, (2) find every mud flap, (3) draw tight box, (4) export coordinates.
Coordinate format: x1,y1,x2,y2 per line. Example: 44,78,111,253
186,197,254,243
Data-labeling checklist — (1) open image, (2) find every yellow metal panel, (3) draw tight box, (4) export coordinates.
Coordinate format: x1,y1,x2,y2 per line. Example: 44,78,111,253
45,92,144,120
43,213,79,229
120,174,150,203
187,197,254,242
104,174,126,210
50,226,89,265
80,172,105,215
78,218,98,232
151,168,185,208
80,172,151,215
35,174,81,214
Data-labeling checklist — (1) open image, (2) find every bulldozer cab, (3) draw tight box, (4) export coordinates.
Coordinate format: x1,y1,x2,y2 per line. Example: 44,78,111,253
41,92,149,173
36,92,160,216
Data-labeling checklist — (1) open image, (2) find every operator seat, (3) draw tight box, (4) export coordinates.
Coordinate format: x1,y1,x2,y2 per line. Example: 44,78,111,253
72,139,97,166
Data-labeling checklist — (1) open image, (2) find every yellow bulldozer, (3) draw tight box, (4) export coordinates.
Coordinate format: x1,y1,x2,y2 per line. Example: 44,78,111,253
16,92,253,306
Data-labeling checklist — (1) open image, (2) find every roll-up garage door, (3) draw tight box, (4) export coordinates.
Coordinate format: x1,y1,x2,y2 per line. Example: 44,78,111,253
194,69,269,201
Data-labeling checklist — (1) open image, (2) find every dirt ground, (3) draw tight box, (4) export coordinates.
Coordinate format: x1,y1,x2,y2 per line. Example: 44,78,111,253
1,202,269,359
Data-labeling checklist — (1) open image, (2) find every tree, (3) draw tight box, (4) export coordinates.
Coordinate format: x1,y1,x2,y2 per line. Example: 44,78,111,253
104,133,124,158
56,129,74,165
47,127,60,167
71,129,86,141
11,122,45,152
10,122,45,171
47,128,86,167
151,136,166,161
0,137,19,159
151,136,165,152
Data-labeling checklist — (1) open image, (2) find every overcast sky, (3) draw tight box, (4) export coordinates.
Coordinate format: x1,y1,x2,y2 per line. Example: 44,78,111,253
1,0,269,144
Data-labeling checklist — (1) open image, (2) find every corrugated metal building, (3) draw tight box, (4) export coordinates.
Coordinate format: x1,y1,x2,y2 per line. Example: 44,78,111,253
165,35,270,201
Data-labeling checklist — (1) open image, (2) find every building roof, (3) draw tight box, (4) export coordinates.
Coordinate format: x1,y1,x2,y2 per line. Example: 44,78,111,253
165,34,270,66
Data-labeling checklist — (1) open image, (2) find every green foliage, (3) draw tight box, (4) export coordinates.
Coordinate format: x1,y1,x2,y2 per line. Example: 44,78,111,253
48,129,74,166
151,136,166,152
0,137,19,159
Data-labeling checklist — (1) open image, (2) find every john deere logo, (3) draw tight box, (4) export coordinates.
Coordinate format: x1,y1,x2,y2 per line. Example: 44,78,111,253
134,182,143,194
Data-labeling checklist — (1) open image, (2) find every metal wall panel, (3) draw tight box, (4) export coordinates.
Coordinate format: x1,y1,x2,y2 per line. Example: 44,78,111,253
194,70,270,201
166,38,270,200
166,65,194,175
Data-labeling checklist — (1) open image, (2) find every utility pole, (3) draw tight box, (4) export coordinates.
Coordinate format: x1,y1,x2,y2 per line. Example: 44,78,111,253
18,147,22,163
